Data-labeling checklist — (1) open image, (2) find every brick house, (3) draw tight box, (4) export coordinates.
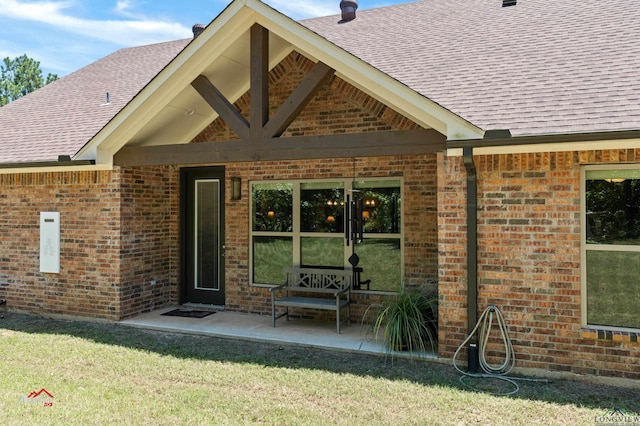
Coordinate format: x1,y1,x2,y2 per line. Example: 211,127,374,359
1,0,639,384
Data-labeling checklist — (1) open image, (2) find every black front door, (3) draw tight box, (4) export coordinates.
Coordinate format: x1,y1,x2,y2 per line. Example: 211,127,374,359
181,167,225,305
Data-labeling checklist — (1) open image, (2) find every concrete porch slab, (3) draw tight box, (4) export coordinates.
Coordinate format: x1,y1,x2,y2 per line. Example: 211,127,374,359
120,307,386,355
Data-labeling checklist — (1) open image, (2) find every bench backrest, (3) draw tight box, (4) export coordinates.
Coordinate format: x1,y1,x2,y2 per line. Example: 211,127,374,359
284,267,352,292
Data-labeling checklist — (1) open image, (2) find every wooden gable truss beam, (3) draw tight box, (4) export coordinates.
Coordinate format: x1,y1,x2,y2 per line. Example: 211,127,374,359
191,75,251,141
191,23,334,143
114,129,446,166
250,24,269,141
117,24,446,166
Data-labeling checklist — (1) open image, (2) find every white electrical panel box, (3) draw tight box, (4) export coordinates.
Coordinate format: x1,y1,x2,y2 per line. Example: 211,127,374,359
40,212,60,273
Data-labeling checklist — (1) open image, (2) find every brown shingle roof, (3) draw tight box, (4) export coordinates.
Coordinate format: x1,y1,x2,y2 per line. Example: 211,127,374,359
1,0,640,164
0,39,189,163
302,0,640,136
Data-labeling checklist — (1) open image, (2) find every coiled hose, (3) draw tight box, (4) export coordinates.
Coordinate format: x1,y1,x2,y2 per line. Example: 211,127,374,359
453,305,519,394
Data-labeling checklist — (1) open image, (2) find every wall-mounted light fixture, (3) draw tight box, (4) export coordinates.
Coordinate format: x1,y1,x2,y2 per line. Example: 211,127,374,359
231,177,242,200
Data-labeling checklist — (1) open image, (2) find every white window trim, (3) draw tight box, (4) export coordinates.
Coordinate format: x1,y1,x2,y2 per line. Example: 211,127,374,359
581,164,640,332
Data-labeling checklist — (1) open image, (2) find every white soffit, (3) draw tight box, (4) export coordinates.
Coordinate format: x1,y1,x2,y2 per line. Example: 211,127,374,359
127,30,293,147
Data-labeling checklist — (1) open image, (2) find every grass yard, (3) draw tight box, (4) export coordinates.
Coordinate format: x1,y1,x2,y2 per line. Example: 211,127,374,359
1,312,639,425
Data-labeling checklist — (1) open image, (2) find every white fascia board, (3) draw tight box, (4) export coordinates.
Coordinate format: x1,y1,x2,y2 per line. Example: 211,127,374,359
76,2,256,163
248,1,483,140
447,138,640,157
76,144,97,162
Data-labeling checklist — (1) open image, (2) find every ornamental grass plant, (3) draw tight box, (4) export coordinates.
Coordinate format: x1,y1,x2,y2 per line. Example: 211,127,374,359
364,286,438,359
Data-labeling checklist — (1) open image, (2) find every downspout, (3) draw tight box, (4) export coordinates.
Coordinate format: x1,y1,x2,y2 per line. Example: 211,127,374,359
462,146,479,373
450,128,640,373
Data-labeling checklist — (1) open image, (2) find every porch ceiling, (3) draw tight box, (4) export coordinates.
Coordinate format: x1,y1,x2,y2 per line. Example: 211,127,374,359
126,29,293,148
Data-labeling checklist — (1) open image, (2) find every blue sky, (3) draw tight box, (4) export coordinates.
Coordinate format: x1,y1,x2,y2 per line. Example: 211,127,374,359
0,0,407,77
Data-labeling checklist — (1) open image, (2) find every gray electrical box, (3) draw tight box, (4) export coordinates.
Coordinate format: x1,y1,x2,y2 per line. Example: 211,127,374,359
40,212,60,273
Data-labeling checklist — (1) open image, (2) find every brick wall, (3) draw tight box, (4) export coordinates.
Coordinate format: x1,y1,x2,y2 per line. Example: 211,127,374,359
0,166,182,320
0,170,122,319
437,153,469,354
117,165,180,318
438,150,640,380
222,155,438,321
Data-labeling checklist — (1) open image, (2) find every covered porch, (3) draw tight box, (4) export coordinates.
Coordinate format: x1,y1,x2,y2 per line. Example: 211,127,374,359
110,14,447,324
120,306,395,356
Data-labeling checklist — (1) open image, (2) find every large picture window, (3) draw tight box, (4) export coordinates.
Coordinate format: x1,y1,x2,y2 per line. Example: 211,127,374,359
582,167,640,330
250,179,403,291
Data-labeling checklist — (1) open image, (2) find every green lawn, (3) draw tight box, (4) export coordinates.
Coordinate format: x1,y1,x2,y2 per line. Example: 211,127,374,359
1,313,638,425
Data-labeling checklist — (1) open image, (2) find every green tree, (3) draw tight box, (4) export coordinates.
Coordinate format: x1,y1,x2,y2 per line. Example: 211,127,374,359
0,54,58,106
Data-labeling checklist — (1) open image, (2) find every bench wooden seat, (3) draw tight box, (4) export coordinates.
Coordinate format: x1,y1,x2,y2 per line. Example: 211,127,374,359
269,267,352,333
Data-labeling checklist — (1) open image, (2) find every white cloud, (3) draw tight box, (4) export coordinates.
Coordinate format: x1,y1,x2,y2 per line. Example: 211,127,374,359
114,0,146,20
114,0,134,17
115,0,132,13
0,0,191,46
0,0,72,20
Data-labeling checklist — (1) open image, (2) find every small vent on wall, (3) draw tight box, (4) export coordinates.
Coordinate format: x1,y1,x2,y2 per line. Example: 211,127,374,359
503,0,517,6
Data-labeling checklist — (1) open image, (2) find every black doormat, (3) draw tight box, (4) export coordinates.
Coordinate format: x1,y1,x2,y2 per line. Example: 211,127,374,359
161,309,215,318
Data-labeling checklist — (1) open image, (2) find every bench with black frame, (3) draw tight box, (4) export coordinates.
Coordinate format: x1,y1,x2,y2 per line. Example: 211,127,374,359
270,267,352,333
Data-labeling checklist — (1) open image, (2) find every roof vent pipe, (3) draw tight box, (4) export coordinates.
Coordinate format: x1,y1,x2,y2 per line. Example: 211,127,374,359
192,24,206,38
502,0,517,6
340,0,358,22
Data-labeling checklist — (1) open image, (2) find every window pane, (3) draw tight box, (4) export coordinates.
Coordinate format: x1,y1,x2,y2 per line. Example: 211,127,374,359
252,236,292,284
586,174,640,244
586,250,640,329
252,183,293,232
301,182,344,233
195,180,220,290
355,239,401,292
354,180,401,234
301,237,344,268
